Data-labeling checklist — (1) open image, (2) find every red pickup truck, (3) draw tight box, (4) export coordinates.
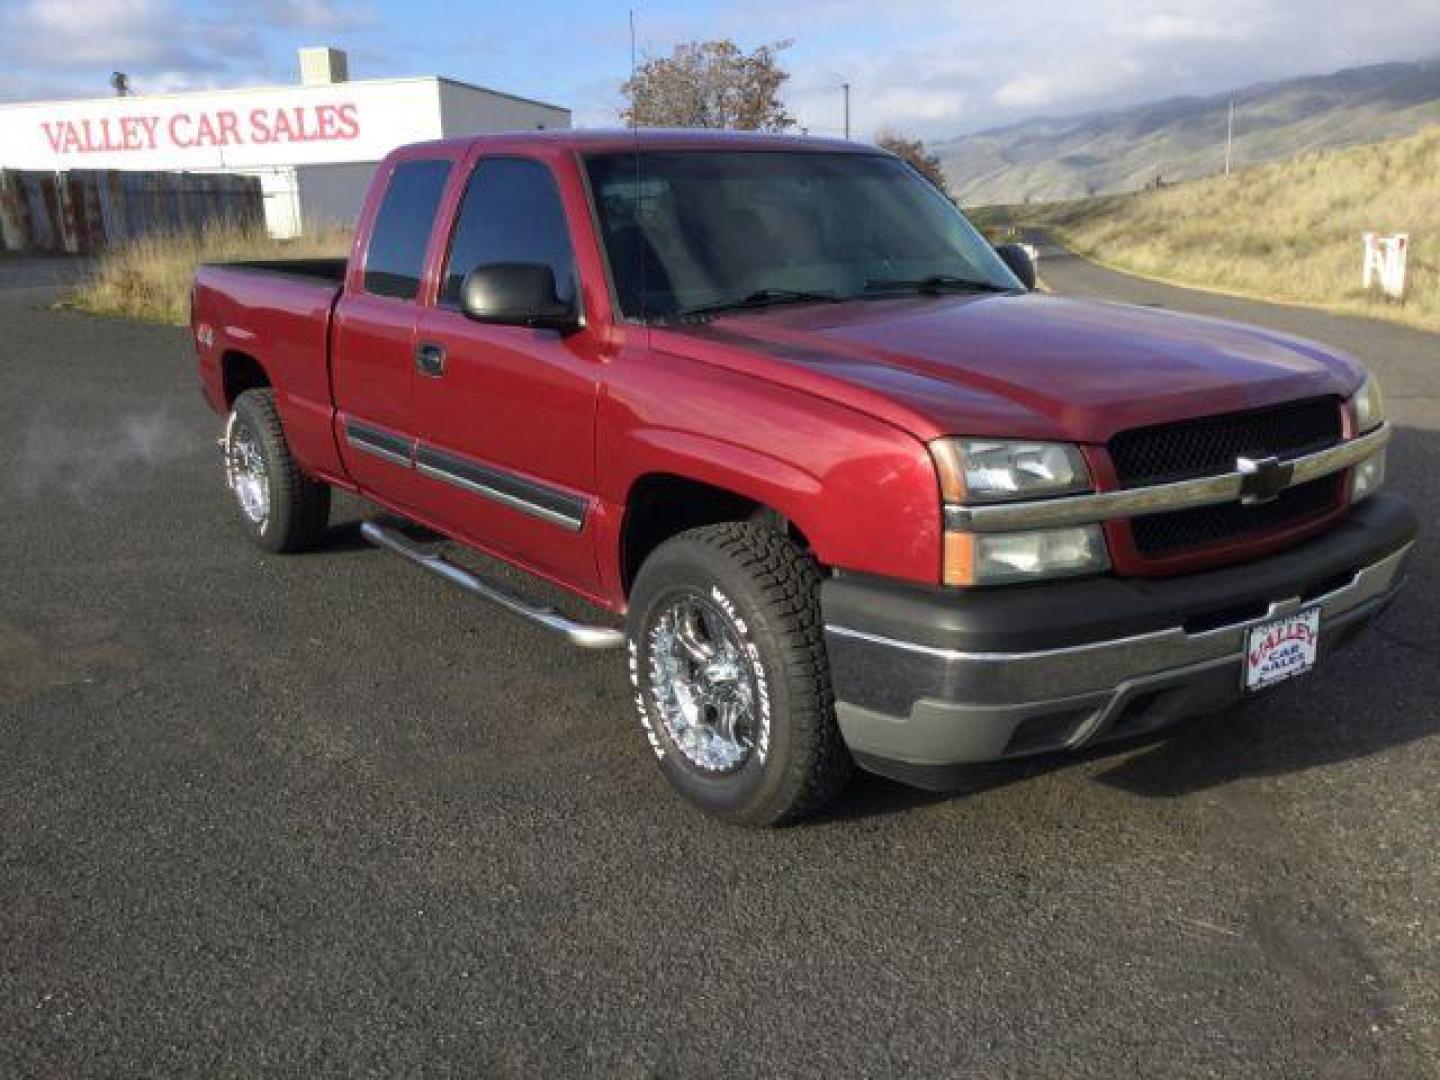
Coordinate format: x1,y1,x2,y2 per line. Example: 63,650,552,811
193,130,1414,825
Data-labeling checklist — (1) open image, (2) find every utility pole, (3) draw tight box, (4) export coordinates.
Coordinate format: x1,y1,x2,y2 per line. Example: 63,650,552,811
1225,97,1234,175
842,82,850,140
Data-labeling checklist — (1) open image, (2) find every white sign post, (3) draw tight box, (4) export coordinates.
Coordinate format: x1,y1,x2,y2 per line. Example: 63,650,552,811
1362,232,1409,300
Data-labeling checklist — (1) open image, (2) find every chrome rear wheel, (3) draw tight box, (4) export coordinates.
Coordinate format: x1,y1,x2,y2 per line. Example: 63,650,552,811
224,410,270,528
222,389,329,553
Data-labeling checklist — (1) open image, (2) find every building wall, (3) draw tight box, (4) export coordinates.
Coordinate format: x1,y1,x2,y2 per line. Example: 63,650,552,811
437,80,571,134
295,161,378,231
244,167,302,240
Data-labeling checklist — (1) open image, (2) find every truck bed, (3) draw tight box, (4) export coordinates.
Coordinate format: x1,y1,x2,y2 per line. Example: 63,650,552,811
201,258,348,285
192,259,348,481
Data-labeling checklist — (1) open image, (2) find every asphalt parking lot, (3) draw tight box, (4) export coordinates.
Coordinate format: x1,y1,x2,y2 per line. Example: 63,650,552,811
2,254,1437,1078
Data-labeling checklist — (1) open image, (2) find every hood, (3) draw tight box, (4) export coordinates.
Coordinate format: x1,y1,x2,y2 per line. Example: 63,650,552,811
654,293,1364,443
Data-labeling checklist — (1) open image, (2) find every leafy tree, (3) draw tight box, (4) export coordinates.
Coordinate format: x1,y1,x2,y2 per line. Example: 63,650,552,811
876,132,949,192
621,39,795,132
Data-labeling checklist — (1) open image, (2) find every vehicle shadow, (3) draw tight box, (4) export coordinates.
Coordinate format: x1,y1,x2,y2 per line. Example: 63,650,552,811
812,725,1186,825
820,651,1439,824
312,519,377,554
1095,631,1439,799
304,495,399,556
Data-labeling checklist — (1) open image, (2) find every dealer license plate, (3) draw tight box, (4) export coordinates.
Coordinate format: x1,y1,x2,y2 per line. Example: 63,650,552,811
1244,608,1321,691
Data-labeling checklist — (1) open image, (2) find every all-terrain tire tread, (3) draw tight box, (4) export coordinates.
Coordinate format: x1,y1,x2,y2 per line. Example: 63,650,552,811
233,389,330,553
666,522,852,824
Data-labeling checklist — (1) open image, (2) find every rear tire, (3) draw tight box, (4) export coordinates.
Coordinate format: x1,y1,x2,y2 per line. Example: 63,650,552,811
627,523,852,826
224,388,330,553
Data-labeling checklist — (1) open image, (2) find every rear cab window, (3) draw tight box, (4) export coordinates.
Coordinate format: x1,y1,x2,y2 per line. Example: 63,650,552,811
363,159,453,299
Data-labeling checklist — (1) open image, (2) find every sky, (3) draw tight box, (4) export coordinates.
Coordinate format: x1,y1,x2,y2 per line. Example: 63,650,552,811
2,0,1439,140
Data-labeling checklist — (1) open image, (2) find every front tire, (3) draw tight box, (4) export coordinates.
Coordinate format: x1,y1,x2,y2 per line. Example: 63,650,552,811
224,388,330,553
627,523,852,826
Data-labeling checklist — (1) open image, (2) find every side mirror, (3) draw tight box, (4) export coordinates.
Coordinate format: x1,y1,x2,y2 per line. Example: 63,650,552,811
459,263,580,333
995,243,1037,291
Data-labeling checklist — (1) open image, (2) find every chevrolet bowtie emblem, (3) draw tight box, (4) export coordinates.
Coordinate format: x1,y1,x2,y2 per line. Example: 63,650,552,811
1236,455,1294,505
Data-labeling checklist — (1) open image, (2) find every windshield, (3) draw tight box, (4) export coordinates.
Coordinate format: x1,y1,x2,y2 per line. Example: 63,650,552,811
585,150,1022,321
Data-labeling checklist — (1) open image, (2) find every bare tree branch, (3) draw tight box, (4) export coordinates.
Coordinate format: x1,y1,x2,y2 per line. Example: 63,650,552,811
621,40,796,132
876,131,949,192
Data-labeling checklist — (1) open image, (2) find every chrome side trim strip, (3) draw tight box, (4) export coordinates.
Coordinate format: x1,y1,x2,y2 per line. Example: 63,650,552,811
946,424,1391,533
345,420,414,468
415,447,586,533
826,619,1194,664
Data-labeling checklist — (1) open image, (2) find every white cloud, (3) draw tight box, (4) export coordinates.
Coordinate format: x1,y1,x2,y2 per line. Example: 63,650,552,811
994,76,1055,109
253,0,376,33
768,0,1440,138
2,0,1438,143
5,0,191,68
0,0,384,101
1131,12,1250,44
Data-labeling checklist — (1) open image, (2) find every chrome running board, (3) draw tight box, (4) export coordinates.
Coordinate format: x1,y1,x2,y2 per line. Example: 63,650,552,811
360,520,625,650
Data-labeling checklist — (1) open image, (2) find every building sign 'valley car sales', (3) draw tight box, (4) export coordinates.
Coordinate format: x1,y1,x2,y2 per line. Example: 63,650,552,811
41,104,361,155
0,79,450,171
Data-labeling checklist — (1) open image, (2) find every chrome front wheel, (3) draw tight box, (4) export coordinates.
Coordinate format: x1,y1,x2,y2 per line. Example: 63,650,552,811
647,592,761,775
627,523,853,826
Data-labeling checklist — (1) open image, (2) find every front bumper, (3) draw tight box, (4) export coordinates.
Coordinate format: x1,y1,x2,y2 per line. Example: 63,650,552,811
822,495,1417,789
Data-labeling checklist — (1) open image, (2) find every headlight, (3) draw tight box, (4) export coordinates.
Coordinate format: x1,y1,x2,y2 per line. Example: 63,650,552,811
929,438,1091,504
944,526,1110,586
931,438,1106,586
1350,373,1385,434
1351,449,1386,503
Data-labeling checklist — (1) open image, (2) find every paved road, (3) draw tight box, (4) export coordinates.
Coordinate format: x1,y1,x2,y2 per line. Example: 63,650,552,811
2,258,1438,1078
0,255,90,297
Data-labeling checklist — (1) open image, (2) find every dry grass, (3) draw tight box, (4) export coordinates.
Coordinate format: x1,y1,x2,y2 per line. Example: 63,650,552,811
983,124,1440,332
70,223,352,325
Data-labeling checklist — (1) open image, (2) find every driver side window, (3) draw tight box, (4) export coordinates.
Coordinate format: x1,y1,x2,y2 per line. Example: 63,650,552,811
440,157,577,309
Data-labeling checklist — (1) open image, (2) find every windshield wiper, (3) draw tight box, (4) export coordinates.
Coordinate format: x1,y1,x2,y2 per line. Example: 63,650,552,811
863,274,1014,295
673,288,841,321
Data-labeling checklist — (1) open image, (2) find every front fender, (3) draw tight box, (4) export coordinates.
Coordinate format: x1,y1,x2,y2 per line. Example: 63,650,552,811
597,350,944,603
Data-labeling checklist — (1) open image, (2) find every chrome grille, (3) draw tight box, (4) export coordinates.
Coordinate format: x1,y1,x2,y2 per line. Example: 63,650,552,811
1131,473,1344,557
1112,399,1347,560
1110,398,1343,488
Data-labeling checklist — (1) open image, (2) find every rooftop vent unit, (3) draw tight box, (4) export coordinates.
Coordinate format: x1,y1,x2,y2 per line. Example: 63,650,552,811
299,47,349,87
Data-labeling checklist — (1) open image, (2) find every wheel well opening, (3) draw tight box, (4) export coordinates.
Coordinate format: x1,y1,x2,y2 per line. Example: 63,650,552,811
620,474,811,595
222,351,270,407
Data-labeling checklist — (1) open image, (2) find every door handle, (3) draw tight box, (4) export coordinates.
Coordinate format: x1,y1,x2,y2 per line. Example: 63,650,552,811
415,342,446,378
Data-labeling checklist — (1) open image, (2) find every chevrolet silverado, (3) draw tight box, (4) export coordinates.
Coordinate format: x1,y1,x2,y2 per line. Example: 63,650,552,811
192,130,1415,825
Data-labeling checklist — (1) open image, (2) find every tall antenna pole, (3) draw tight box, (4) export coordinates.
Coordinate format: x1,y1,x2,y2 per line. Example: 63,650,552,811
1225,97,1234,175
628,9,638,125
842,82,851,139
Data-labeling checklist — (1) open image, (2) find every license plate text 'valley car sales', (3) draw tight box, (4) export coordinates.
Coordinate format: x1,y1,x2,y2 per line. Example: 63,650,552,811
1245,608,1321,691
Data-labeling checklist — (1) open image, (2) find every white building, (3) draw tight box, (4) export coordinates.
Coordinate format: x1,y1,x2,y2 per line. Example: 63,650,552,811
0,48,570,238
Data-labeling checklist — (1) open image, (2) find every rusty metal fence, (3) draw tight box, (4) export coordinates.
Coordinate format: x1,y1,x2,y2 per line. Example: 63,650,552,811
0,169,263,254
